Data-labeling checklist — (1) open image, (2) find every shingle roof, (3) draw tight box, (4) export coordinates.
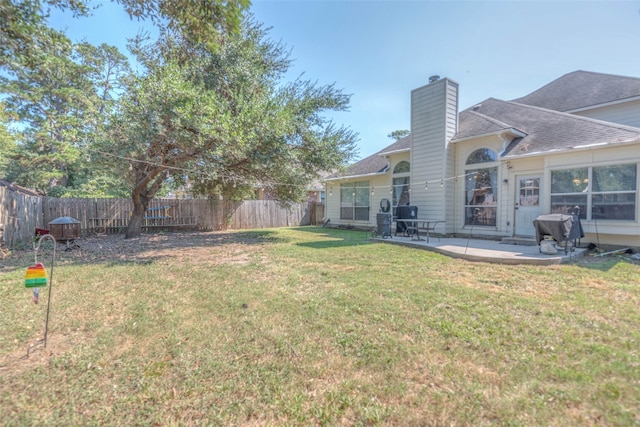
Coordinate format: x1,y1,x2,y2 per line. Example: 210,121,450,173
342,153,387,177
465,98,640,158
0,179,41,196
327,135,411,180
329,71,640,178
379,134,411,154
453,109,524,141
512,70,640,112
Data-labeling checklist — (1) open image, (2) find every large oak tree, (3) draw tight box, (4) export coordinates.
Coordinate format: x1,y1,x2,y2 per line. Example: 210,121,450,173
106,20,358,238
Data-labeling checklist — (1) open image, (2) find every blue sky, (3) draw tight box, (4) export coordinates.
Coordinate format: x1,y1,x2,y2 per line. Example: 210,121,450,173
50,1,640,159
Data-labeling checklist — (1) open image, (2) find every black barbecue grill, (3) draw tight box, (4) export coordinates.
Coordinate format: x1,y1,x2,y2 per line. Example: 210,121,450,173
395,205,418,236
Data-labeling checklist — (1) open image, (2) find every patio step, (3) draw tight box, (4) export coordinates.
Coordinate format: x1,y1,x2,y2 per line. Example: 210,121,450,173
501,237,538,246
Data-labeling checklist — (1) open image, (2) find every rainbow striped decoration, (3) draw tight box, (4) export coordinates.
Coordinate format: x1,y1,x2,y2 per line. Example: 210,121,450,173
25,263,47,288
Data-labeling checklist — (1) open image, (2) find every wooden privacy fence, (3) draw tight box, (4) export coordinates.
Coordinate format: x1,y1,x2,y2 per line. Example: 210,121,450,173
42,197,208,234
1,190,319,248
0,186,44,247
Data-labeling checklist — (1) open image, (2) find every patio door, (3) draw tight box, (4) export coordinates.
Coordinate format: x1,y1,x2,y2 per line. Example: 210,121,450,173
514,175,542,236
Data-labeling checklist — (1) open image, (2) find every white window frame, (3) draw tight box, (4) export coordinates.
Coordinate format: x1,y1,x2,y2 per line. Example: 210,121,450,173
550,163,637,221
340,180,370,221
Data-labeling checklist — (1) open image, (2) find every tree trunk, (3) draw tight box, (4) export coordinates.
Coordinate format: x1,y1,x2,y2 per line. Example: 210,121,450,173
125,166,166,239
125,191,149,239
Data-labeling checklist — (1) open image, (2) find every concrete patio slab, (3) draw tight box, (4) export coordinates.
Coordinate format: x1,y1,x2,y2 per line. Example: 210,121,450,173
374,234,587,265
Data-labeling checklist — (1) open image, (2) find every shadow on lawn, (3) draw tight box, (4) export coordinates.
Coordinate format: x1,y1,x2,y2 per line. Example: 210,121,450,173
0,229,287,271
294,226,375,249
571,254,640,271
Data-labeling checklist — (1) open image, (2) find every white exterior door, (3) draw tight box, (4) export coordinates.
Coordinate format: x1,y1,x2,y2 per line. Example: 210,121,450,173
514,175,543,236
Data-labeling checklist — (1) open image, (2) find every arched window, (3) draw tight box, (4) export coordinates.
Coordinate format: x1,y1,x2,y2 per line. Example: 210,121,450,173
466,149,497,165
464,149,498,226
394,161,410,174
392,161,410,215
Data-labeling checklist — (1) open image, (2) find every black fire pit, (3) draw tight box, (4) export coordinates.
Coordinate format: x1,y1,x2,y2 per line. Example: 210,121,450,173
49,216,81,251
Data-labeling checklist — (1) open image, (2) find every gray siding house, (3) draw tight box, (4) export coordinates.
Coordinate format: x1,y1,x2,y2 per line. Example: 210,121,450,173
324,71,640,248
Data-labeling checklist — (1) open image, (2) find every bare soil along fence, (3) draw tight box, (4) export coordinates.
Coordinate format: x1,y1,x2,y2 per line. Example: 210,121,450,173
1,187,319,248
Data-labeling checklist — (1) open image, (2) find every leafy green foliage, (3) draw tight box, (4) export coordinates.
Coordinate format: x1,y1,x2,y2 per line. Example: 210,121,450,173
1,29,131,195
1,0,250,195
116,0,250,52
1,0,353,230
0,103,18,176
0,0,90,67
0,0,249,67
387,129,410,140
108,19,358,238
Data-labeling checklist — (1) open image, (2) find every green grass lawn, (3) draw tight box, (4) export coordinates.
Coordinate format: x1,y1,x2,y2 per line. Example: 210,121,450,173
1,227,639,426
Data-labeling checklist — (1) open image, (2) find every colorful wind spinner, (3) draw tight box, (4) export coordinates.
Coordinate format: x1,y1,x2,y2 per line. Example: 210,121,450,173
25,263,48,288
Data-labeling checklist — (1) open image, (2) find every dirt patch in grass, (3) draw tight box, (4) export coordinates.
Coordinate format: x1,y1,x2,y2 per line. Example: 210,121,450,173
0,328,85,377
1,230,273,269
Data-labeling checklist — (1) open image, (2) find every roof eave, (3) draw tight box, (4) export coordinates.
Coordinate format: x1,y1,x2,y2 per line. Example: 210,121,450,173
323,170,388,183
502,137,640,160
566,95,640,113
452,128,527,144
378,147,411,156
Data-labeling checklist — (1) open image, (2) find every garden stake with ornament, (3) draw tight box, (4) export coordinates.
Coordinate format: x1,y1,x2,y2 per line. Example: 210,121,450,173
24,234,57,357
